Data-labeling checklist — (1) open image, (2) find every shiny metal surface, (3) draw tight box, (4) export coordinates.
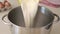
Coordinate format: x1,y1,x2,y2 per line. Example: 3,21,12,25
8,6,25,27
31,6,60,28
2,6,60,34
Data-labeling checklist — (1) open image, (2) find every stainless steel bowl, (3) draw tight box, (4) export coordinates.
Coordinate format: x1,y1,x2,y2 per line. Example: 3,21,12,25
2,6,60,34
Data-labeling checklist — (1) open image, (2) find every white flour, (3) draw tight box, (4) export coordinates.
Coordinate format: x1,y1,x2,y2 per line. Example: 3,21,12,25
21,0,39,27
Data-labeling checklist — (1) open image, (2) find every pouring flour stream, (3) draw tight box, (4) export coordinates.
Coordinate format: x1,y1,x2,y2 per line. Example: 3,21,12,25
18,0,40,27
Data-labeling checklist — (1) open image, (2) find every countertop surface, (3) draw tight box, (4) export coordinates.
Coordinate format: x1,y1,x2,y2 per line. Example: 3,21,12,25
0,0,60,34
